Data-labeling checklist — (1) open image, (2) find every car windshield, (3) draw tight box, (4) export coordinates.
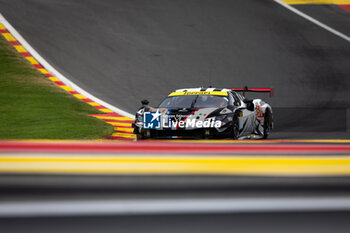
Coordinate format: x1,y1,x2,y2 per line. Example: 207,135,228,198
159,95,197,109
159,95,229,108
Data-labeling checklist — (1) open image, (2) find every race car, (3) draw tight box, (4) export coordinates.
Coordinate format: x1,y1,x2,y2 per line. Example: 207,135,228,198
132,87,274,139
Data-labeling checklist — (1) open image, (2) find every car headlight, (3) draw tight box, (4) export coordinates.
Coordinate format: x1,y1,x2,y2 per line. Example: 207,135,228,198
215,115,227,121
137,114,143,122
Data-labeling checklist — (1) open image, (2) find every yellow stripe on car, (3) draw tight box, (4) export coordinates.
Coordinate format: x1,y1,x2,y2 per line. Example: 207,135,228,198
169,91,228,97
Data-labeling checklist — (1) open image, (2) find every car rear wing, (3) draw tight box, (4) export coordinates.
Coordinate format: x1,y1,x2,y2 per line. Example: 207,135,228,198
229,86,274,97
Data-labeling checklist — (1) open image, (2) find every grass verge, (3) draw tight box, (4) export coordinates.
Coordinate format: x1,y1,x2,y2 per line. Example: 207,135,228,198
0,35,114,139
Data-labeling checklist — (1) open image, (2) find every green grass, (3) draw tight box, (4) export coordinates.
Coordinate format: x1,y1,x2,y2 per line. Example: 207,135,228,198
0,35,114,139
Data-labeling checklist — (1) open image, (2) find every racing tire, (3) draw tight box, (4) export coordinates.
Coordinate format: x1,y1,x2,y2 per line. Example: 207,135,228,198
137,128,151,140
263,109,272,139
232,114,240,140
136,134,145,140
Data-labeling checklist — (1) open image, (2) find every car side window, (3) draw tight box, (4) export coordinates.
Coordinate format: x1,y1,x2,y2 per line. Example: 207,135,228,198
228,93,234,106
231,92,241,106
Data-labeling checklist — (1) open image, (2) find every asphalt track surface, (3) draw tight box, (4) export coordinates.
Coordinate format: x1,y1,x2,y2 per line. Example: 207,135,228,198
0,0,349,137
1,212,350,233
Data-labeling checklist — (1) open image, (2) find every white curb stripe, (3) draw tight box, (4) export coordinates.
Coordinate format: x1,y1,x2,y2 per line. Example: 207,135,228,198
274,0,350,43
0,197,350,217
0,13,135,119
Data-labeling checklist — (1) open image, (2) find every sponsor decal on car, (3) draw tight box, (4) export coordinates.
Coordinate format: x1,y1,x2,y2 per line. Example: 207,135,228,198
143,110,162,129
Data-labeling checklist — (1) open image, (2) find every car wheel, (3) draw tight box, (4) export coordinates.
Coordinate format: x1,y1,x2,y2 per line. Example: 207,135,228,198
263,109,272,139
232,114,240,140
137,129,151,140
136,134,145,140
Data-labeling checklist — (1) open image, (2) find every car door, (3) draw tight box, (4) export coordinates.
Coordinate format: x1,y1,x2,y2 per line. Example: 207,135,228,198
235,94,256,136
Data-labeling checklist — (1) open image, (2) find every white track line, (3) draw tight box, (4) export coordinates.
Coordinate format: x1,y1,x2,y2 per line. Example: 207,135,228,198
0,197,350,217
0,13,135,119
274,0,350,43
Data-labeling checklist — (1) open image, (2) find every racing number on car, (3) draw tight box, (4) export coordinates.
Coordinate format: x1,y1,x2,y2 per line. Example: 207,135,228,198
255,105,264,118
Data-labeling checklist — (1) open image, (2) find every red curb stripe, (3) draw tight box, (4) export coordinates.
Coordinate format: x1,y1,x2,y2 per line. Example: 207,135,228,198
21,52,31,57
10,41,20,46
83,99,94,103
54,81,65,85
1,141,350,154
339,5,350,13
33,64,44,69
94,105,107,109
81,98,93,102
105,113,123,117
91,113,123,117
0,29,9,33
115,131,133,135
111,125,133,129
104,119,134,123
68,91,80,95
45,73,53,77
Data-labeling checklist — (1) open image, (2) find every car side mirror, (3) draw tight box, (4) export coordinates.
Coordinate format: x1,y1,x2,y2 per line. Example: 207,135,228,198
243,99,254,111
141,99,149,106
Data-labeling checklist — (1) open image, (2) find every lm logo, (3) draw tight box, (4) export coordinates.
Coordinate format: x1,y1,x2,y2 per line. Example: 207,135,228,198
143,110,161,129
